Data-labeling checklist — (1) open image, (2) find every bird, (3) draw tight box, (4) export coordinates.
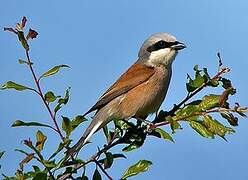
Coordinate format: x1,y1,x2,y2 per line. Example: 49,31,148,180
67,32,186,156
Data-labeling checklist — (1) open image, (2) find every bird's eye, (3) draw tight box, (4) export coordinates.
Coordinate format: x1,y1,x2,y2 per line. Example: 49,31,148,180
146,40,171,53
157,40,166,48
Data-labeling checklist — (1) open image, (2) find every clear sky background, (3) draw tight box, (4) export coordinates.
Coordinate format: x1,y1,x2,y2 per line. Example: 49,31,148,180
1,0,248,179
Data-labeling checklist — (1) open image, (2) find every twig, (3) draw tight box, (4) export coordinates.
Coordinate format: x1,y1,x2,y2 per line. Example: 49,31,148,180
25,50,64,141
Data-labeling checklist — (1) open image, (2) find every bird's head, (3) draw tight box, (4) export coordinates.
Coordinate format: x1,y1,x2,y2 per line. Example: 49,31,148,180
138,32,186,67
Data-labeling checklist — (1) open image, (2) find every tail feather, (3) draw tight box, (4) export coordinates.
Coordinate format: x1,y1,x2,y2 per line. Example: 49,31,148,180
66,110,109,157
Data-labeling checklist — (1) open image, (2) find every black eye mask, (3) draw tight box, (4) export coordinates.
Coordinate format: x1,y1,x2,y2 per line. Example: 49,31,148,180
147,40,179,53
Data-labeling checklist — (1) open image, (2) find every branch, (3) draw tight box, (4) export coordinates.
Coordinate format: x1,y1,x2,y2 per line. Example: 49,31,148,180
25,50,64,141
153,107,247,128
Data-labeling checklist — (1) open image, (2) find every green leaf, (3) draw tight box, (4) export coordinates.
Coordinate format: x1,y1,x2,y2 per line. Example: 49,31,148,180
54,104,62,114
104,152,114,169
58,88,70,104
35,130,47,152
18,59,33,65
33,172,47,180
221,78,232,89
170,120,182,134
199,94,220,111
15,149,29,156
202,115,235,137
103,125,109,141
93,169,102,180
189,121,214,138
64,167,77,174
121,160,152,179
187,75,205,92
122,143,141,152
99,153,126,164
221,113,238,126
186,66,207,92
112,153,126,159
62,116,72,137
32,166,41,172
12,120,53,129
80,175,89,180
175,105,200,117
42,160,56,169
1,81,35,91
54,88,70,113
39,64,70,79
154,128,174,142
44,91,57,103
17,31,29,51
193,64,199,71
202,67,210,78
209,79,219,87
76,176,89,180
71,115,87,131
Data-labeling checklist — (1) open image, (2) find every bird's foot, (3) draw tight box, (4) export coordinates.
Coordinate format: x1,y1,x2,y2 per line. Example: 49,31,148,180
145,123,157,133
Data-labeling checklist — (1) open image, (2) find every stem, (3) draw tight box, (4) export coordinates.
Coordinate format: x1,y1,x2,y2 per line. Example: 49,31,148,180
25,50,64,141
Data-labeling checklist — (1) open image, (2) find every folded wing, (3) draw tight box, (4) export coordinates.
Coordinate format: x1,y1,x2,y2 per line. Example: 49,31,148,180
83,62,155,116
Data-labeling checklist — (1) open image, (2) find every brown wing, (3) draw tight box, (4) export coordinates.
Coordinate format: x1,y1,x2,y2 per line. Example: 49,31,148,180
83,62,155,116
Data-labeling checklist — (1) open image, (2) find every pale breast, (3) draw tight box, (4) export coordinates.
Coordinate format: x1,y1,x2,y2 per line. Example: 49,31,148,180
136,66,172,116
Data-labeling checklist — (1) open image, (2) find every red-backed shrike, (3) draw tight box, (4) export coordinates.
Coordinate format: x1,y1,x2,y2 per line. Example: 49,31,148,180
67,32,186,156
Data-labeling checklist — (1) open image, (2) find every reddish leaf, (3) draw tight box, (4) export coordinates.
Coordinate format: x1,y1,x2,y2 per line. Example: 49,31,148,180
219,89,229,107
35,130,47,152
23,139,33,148
3,27,17,34
21,16,27,28
20,153,34,170
27,28,38,40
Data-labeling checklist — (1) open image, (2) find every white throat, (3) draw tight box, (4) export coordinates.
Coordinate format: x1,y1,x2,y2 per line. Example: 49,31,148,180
147,48,178,67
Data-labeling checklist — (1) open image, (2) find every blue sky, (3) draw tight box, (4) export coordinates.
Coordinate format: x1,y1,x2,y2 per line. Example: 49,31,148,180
1,0,248,179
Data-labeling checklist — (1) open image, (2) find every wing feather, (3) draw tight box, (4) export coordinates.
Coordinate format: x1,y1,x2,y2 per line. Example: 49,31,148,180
83,63,155,116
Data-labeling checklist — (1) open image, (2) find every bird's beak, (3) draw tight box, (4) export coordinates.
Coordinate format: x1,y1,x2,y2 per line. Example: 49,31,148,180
171,42,186,50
